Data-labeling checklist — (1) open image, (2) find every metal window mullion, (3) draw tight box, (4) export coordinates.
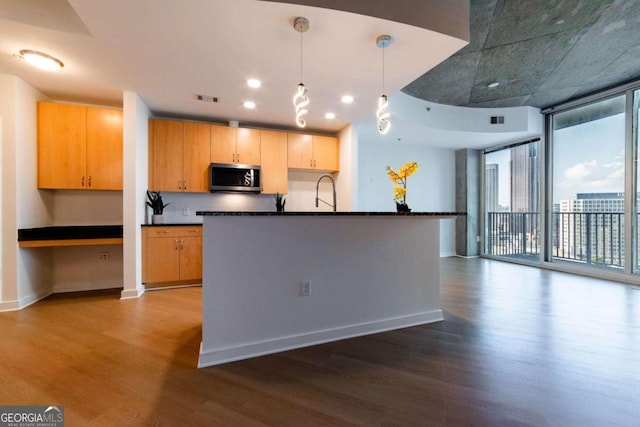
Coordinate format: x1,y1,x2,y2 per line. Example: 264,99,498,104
625,88,635,274
543,114,553,263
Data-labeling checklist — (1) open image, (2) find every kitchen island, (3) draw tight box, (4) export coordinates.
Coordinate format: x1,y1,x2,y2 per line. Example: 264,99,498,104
196,211,462,368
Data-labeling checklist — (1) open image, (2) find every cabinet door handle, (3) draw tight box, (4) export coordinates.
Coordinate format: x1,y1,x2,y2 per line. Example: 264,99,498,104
237,153,240,163
180,239,184,249
81,176,85,187
310,159,313,167
87,176,92,187
178,180,182,190
188,229,199,233
159,230,169,234
175,239,179,250
183,180,187,191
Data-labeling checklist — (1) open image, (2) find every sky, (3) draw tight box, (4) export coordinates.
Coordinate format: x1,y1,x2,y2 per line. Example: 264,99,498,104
553,113,625,202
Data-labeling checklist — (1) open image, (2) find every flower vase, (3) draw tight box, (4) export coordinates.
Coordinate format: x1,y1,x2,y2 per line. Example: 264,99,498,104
396,202,411,212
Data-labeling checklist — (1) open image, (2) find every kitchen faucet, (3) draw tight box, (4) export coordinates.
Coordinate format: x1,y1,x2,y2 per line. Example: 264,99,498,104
315,174,336,212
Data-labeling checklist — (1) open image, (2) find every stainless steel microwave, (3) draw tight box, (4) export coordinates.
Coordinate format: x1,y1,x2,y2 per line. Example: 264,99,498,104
209,163,261,193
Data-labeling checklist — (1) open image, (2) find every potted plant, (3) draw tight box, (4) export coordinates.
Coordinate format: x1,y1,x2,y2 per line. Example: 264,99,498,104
146,191,169,224
275,192,286,212
386,161,420,212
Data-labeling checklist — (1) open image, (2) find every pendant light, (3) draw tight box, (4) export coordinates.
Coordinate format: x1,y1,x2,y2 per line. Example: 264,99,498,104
293,17,310,128
376,35,392,135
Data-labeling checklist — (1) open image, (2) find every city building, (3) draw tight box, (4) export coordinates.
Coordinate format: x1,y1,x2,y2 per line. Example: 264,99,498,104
485,163,499,213
556,193,625,267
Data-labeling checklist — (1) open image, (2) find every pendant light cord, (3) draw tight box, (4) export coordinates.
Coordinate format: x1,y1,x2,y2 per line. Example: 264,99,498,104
382,44,385,94
300,29,303,83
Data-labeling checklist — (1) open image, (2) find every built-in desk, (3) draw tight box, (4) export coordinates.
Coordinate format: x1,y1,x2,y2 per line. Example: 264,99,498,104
17,225,123,248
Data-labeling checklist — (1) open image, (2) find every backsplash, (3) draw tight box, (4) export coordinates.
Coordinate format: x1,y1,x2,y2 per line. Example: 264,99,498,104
156,192,273,223
154,171,337,224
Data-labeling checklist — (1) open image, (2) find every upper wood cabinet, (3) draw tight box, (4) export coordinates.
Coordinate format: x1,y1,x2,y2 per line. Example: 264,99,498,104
210,124,236,165
287,133,339,172
260,130,288,194
37,102,123,190
183,122,211,192
211,125,260,165
149,119,210,192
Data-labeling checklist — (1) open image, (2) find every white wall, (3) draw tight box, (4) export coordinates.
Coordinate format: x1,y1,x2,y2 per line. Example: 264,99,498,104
356,134,456,256
336,124,356,211
122,92,151,298
0,75,54,310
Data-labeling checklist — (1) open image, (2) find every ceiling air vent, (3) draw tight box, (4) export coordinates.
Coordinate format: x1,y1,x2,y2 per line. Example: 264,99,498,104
195,94,218,103
490,115,505,125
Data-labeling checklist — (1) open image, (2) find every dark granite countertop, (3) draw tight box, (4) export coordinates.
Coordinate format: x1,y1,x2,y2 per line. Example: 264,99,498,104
196,211,464,217
18,225,123,241
142,223,202,227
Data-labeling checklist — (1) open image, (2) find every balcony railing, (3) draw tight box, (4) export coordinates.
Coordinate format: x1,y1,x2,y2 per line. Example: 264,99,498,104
485,211,625,269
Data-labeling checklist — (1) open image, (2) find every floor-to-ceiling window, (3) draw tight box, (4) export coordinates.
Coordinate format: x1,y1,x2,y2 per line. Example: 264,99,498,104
550,95,626,270
481,80,640,283
483,139,540,261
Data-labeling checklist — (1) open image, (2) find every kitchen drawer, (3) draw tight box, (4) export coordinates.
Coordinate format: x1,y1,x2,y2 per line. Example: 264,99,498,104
146,226,201,238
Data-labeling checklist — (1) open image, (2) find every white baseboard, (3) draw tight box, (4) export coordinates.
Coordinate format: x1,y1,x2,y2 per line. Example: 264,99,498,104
0,288,53,312
120,285,145,299
440,251,456,258
198,310,443,368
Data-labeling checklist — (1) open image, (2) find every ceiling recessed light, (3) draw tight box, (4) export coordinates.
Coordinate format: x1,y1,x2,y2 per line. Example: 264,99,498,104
19,49,64,71
247,78,261,88
488,82,500,88
243,101,256,109
325,112,336,120
341,95,354,104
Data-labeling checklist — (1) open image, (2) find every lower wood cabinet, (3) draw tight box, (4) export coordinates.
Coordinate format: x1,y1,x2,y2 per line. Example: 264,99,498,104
142,225,202,286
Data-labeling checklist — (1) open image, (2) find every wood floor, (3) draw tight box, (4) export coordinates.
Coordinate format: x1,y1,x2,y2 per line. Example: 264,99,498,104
1,257,639,426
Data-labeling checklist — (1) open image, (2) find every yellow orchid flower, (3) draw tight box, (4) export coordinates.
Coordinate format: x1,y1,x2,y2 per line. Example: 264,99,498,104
386,161,420,205
394,186,406,201
386,166,402,184
404,161,419,177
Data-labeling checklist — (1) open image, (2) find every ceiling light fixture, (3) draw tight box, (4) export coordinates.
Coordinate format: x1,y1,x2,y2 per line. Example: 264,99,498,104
292,17,310,128
488,82,500,88
341,95,354,104
376,35,392,135
247,78,261,88
325,112,336,120
19,49,64,71
243,101,256,109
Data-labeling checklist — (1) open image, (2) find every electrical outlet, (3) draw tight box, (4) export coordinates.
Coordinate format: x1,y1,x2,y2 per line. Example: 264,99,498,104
98,251,109,262
182,208,191,216
300,281,311,296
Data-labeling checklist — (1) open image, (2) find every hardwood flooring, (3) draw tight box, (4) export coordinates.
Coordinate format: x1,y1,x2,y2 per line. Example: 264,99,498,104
1,257,639,426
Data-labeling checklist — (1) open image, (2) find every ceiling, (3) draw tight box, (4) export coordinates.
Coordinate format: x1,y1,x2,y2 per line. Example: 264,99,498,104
4,1,633,148
403,0,640,109
0,0,466,134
